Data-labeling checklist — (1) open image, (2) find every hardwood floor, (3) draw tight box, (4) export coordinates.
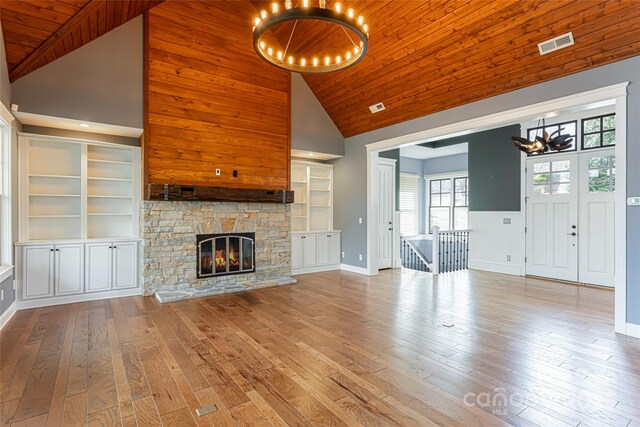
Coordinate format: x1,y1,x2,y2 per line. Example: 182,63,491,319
2,269,640,426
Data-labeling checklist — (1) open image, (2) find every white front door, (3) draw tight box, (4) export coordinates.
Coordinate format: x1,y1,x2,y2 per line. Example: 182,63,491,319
526,154,578,281
578,149,615,287
378,160,395,269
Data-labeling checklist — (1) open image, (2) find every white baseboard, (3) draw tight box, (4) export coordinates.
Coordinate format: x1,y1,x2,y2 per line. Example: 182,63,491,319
16,287,142,310
340,263,371,276
469,259,522,276
393,257,402,269
625,322,640,338
0,302,17,331
292,264,340,276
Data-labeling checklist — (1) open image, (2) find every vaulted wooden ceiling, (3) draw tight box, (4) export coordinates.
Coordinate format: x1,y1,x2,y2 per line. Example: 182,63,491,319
0,0,163,82
271,0,640,137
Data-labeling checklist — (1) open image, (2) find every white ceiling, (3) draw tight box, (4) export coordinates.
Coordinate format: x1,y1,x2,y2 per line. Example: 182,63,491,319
400,142,468,160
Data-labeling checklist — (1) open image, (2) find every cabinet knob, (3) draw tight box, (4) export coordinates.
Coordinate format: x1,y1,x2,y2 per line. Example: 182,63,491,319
50,248,54,252
113,246,117,249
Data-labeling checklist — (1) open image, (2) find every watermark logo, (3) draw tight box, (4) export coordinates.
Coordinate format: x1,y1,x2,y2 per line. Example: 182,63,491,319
463,388,524,416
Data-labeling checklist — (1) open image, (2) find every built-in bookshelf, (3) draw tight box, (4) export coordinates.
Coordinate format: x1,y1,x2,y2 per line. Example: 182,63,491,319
290,160,333,232
19,134,141,241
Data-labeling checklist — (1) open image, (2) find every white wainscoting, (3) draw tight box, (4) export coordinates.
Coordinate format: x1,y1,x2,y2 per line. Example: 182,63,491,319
468,211,523,276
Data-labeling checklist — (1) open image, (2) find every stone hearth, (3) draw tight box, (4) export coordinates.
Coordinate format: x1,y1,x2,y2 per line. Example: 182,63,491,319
141,201,293,298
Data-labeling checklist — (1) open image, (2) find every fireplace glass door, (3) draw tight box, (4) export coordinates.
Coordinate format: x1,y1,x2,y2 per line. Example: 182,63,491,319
197,233,255,278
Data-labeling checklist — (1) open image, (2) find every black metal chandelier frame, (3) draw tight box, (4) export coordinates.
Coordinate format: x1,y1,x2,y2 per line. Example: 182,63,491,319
253,6,369,74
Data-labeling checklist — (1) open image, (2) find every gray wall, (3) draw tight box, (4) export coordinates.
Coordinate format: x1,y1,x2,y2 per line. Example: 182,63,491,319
0,276,14,315
423,153,468,175
423,126,520,211
291,73,344,156
11,16,143,128
335,56,640,325
0,20,10,109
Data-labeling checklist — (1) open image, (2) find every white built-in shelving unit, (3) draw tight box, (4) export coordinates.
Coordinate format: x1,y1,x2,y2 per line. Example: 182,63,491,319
290,160,340,274
16,133,142,308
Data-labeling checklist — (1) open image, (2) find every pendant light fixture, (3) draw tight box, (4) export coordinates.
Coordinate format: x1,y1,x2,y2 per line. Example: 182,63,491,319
252,0,369,73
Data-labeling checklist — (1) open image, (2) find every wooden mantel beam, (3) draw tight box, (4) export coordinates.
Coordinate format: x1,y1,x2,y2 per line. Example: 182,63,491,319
147,184,295,204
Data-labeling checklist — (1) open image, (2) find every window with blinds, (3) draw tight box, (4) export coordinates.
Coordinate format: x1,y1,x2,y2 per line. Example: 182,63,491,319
399,173,419,235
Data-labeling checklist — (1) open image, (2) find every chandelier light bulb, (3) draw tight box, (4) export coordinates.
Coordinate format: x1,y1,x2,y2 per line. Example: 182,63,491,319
312,57,319,66
354,46,360,54
319,0,326,8
346,51,352,60
285,0,292,8
277,51,283,60
334,2,341,12
288,56,294,64
336,55,341,63
347,8,354,18
357,16,364,25
271,2,279,13
302,0,309,7
260,10,267,19
324,56,331,65
254,17,261,26
267,47,273,56
300,58,307,66
260,41,266,50
363,24,368,33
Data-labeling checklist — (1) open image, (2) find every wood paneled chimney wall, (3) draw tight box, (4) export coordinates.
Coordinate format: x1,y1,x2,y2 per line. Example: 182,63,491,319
143,1,291,198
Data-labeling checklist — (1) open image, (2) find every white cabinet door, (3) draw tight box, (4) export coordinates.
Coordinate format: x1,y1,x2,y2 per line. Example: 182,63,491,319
22,245,54,300
85,243,112,293
55,244,84,295
113,242,138,289
291,235,304,269
316,234,330,266
329,233,341,265
303,234,317,268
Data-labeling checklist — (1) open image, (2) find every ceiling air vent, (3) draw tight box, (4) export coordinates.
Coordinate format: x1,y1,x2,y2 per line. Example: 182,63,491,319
538,32,574,55
369,102,385,114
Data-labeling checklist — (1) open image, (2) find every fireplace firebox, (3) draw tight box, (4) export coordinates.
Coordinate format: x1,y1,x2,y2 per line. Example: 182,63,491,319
196,233,255,278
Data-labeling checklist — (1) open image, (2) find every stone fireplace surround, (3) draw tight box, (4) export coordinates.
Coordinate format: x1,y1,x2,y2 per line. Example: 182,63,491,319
141,200,295,301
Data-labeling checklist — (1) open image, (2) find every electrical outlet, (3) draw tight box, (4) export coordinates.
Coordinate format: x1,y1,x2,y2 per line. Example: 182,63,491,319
358,254,363,261
507,255,511,262
215,169,221,176
342,251,345,258
503,218,511,225
358,217,362,224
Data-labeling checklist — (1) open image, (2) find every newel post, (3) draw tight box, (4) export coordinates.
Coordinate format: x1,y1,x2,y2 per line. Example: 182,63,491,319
432,226,439,275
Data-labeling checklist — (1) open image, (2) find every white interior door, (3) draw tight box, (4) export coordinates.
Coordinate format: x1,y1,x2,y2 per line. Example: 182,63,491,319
378,160,395,269
526,155,578,281
578,149,615,287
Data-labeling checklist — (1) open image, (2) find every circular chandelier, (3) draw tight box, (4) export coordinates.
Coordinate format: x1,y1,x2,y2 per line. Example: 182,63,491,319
252,0,369,73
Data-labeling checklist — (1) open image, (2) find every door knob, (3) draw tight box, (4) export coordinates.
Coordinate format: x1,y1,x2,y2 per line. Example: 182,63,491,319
388,227,393,231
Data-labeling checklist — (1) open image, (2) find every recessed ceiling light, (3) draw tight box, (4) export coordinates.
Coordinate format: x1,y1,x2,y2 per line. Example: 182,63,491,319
79,123,90,128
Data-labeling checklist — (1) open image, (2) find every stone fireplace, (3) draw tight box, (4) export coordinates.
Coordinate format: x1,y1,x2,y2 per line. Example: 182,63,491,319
141,200,295,301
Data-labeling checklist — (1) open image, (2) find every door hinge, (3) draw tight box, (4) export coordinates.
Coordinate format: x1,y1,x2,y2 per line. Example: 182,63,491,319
525,227,527,233
525,256,527,263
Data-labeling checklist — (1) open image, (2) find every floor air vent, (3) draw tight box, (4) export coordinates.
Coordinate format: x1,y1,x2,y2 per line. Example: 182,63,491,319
538,32,574,55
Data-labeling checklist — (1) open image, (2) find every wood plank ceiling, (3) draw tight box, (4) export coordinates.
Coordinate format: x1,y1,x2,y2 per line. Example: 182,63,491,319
257,0,640,137
0,0,163,82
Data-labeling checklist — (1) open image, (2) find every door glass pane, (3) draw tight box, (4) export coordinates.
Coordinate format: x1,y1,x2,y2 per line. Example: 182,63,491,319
534,172,550,184
551,183,570,194
533,185,550,195
551,172,570,183
588,155,615,193
552,160,570,171
533,162,550,173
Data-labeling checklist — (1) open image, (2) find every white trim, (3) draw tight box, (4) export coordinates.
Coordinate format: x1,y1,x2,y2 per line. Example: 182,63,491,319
16,287,141,310
0,104,14,269
423,170,468,181
0,302,17,331
340,263,373,276
0,102,14,125
365,82,630,335
0,265,13,283
468,261,522,276
614,94,627,334
292,264,340,275
625,323,640,338
365,82,629,152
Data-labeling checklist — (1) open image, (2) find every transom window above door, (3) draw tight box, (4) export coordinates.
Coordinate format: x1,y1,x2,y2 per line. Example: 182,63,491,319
532,160,571,195
582,113,616,149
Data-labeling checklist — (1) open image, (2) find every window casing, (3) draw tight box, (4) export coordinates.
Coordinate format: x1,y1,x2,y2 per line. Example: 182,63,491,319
399,173,419,235
427,173,468,233
0,105,12,271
